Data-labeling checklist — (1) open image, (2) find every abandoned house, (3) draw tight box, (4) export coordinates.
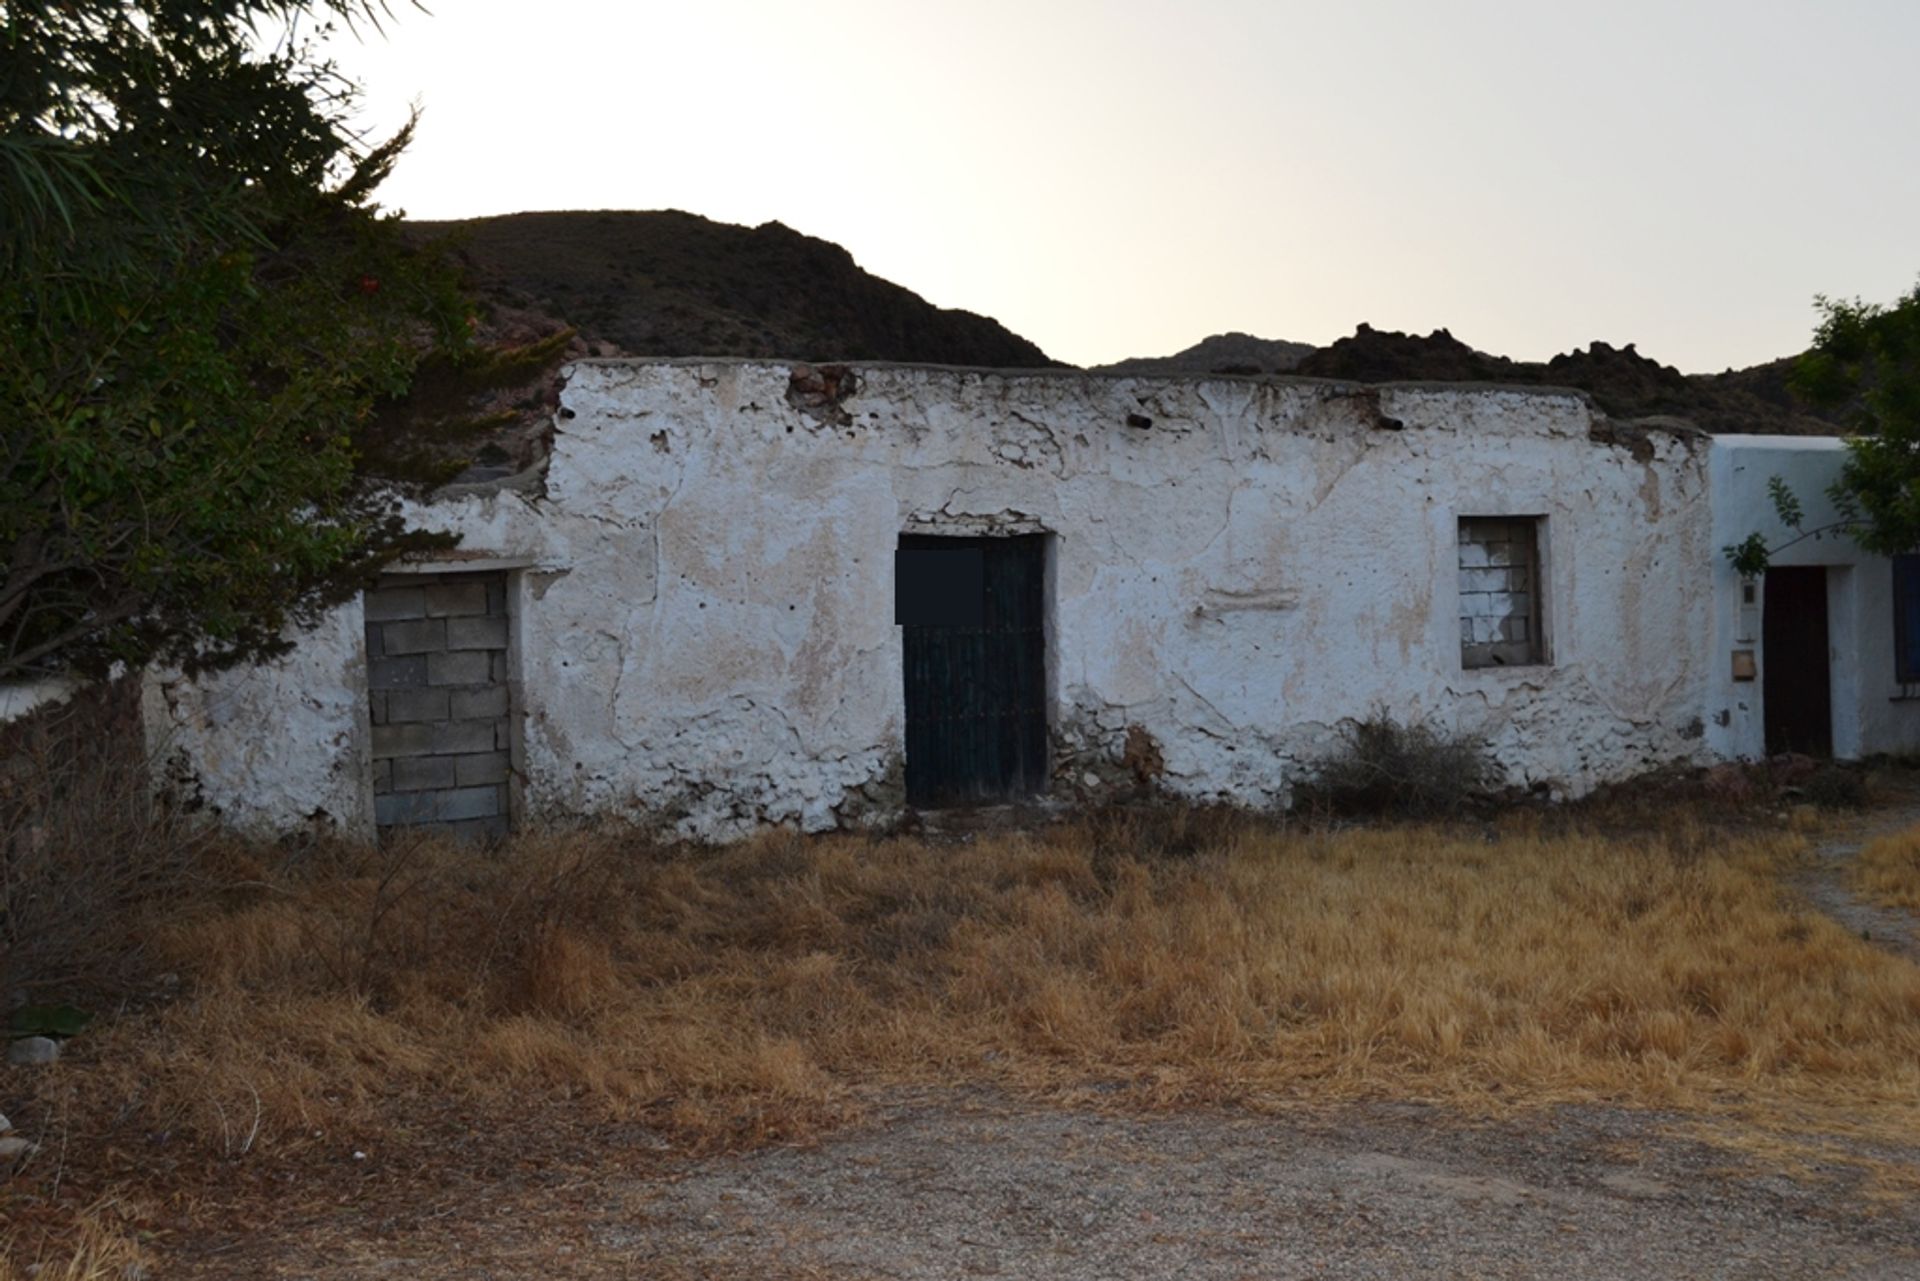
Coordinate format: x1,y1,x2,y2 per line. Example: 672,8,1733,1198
122,360,1920,841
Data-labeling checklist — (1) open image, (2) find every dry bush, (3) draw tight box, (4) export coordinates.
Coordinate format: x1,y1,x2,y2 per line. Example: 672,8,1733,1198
1077,800,1251,862
0,681,213,1004
1295,716,1497,819
1804,765,1868,810
34,806,1920,1168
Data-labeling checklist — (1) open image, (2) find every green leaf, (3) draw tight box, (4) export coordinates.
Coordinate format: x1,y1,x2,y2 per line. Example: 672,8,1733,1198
8,1004,93,1040
1723,533,1771,579
1767,475,1804,530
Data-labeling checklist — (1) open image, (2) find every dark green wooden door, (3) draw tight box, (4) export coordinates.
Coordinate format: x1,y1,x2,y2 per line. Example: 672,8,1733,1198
898,534,1048,807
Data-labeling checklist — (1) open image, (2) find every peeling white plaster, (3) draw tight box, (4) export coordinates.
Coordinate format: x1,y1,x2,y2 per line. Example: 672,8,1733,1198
145,605,374,835
149,361,1728,839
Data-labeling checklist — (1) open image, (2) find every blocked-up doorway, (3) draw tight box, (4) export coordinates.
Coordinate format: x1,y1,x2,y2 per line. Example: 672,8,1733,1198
1763,565,1832,757
365,572,513,837
896,534,1049,807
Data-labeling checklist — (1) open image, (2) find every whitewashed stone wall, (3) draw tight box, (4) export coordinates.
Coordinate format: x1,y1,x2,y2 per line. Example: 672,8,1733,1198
147,361,1716,840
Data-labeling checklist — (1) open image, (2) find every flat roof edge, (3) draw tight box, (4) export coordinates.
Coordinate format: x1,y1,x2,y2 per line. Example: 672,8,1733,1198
1711,433,1849,450
563,355,1598,404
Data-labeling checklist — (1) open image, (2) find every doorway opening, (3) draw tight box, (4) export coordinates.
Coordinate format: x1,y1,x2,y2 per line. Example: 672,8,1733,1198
1762,565,1832,757
896,533,1049,808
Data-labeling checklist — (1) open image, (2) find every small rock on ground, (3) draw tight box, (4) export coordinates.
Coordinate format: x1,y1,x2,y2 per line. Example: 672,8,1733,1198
7,1036,59,1066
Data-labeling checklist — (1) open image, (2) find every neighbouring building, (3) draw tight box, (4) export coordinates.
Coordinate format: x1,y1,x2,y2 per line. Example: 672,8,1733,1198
1706,435,1920,762
126,360,1920,842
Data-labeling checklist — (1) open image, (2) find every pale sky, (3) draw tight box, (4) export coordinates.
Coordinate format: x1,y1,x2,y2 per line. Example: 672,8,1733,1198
321,0,1920,372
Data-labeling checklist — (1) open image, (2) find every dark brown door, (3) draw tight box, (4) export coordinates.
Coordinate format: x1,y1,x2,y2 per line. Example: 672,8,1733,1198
898,534,1049,807
1763,566,1832,757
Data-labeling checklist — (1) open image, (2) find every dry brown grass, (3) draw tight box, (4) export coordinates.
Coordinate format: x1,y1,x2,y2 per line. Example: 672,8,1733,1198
1852,825,1920,912
19,805,1914,1171
0,1199,150,1281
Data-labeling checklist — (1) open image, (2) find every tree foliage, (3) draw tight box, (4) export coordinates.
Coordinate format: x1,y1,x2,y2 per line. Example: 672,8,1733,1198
0,0,469,681
1796,282,1920,557
1722,280,1920,575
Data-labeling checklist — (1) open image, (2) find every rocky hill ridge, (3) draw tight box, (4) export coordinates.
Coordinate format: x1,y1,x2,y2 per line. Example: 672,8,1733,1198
1103,323,1840,436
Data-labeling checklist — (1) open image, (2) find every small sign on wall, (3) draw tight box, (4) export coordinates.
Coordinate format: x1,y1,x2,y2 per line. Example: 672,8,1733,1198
1731,649,1757,682
1736,578,1759,643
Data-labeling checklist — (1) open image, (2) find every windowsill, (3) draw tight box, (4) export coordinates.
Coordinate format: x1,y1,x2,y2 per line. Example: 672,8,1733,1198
1460,663,1553,676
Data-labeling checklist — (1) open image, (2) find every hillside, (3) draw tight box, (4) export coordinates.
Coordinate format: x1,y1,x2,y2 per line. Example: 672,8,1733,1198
1096,332,1315,377
412,210,1058,368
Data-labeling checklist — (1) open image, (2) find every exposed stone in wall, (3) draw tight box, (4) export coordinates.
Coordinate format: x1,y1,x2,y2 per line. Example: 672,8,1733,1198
786,363,863,428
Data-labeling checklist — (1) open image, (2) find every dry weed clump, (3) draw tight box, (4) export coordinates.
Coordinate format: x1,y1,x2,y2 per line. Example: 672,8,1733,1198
37,808,1920,1164
1294,716,1496,818
1850,826,1920,911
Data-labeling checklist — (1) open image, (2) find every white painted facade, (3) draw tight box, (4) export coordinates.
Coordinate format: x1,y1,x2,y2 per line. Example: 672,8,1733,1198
144,360,1746,840
1706,436,1920,762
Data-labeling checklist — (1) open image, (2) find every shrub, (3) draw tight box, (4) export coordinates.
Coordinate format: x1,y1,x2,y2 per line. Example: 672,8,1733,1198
1804,765,1866,810
0,680,210,1005
1295,716,1497,819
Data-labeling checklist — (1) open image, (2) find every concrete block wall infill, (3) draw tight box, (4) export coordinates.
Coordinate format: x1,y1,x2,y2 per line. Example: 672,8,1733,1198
366,570,511,839
1458,517,1544,669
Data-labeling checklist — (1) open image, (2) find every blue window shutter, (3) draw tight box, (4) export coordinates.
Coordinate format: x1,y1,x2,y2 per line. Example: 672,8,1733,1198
1896,555,1920,683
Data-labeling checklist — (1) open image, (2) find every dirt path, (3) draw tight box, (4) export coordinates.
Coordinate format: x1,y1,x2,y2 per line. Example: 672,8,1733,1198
1796,802,1920,962
595,1095,1920,1281
194,1092,1920,1280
